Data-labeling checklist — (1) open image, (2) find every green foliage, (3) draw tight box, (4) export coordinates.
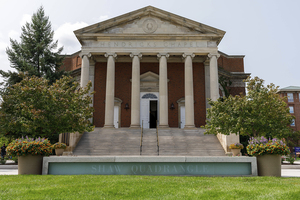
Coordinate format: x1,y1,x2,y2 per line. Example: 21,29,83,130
0,157,6,164
12,156,18,164
286,131,300,149
0,74,94,142
286,156,295,164
0,135,10,146
204,76,294,138
0,6,68,91
219,75,232,98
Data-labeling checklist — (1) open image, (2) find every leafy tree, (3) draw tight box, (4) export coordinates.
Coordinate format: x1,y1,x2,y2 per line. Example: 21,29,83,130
219,75,232,98
0,74,94,143
0,6,67,90
204,76,294,139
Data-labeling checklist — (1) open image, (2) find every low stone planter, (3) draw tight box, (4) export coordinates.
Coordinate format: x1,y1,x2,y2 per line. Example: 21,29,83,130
231,149,241,156
18,155,43,175
257,154,281,177
55,149,64,156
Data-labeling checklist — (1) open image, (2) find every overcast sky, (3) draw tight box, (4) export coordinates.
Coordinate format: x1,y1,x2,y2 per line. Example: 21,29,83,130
0,0,299,89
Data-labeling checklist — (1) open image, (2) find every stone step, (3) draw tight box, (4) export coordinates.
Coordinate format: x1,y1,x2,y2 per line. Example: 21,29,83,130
73,128,225,156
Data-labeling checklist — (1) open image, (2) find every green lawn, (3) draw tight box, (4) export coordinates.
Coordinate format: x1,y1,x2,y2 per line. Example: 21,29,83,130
0,175,299,199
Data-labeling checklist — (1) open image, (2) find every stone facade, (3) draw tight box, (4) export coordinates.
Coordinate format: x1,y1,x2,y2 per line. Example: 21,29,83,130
62,6,249,129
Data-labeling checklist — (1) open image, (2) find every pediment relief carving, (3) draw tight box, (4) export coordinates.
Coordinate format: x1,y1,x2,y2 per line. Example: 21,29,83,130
101,17,200,35
75,6,225,45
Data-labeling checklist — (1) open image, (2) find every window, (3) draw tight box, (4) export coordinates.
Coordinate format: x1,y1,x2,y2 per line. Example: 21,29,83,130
291,119,295,126
287,93,294,102
289,106,294,113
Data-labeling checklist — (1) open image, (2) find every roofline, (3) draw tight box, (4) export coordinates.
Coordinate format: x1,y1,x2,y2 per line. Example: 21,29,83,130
278,88,300,92
74,5,225,45
218,51,245,58
63,51,81,57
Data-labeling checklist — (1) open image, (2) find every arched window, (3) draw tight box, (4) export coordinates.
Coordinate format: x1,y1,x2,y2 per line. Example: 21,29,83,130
142,93,158,99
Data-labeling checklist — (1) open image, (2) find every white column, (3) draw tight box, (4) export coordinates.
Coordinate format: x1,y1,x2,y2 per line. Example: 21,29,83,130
104,53,117,128
204,59,210,112
183,53,195,128
88,60,95,123
80,53,91,87
130,53,142,128
208,53,220,101
89,60,95,107
157,53,169,128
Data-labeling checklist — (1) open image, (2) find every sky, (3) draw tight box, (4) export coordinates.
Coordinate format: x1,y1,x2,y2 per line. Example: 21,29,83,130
0,0,299,89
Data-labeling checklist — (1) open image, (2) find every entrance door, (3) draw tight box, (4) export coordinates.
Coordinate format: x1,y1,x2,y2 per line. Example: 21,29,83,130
114,106,119,128
149,100,158,128
140,99,149,129
140,92,159,129
180,106,185,129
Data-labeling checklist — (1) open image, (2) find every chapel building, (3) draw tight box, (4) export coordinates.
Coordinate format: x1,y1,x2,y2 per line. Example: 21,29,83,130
62,6,249,129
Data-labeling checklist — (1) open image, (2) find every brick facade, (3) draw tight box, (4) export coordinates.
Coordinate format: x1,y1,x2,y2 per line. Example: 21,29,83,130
65,54,246,128
279,89,300,131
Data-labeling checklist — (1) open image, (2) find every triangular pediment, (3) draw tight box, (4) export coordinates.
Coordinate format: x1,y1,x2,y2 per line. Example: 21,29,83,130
74,6,225,44
140,71,159,82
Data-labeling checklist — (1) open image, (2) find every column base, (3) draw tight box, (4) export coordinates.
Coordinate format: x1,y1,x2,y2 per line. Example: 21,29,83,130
184,125,196,129
103,125,115,128
130,125,140,129
158,125,169,129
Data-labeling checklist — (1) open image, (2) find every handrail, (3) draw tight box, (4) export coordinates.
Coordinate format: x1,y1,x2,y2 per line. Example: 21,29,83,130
140,120,143,155
156,120,159,155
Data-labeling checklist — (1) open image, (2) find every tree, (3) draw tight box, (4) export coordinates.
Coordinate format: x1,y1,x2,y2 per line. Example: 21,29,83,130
0,6,67,90
219,75,232,98
0,74,94,143
204,76,294,139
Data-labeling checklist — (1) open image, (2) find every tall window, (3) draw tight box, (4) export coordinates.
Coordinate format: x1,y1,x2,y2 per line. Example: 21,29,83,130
291,119,295,126
289,106,294,113
287,93,294,102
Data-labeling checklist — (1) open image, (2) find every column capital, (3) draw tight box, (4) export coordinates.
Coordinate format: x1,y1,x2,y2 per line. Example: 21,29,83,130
79,52,92,59
208,53,220,59
157,53,169,59
182,53,195,59
104,53,117,59
130,53,142,59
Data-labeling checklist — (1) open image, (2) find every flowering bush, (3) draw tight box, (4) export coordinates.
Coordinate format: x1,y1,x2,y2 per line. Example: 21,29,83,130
246,136,290,157
229,143,244,149
6,136,53,157
52,142,67,149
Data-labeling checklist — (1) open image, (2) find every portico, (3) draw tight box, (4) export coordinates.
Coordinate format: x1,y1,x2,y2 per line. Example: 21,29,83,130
73,6,246,129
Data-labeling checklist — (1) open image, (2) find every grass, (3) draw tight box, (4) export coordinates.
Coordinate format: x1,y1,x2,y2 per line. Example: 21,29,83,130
0,176,300,199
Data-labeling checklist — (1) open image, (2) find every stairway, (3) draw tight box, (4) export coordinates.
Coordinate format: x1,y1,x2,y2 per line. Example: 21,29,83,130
73,128,141,156
158,129,225,156
73,128,225,156
140,129,158,155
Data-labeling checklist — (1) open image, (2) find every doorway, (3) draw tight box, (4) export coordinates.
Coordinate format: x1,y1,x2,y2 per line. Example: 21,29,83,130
149,100,158,128
140,92,159,129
